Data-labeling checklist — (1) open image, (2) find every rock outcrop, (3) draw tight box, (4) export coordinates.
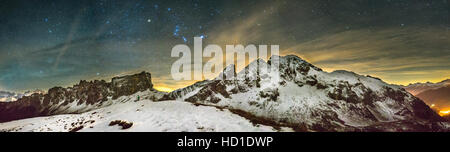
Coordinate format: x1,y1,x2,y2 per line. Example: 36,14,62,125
0,71,159,123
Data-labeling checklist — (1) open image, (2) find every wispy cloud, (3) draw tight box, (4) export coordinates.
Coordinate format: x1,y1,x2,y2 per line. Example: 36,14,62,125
282,26,450,85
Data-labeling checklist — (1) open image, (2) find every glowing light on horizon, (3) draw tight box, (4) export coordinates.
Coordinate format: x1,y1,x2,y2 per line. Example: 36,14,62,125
439,110,450,116
154,86,174,92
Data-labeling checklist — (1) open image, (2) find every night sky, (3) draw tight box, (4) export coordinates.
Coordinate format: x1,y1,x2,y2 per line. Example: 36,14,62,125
0,0,448,92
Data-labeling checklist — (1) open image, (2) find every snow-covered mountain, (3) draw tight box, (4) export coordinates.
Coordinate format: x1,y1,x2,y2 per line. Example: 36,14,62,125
0,91,20,102
0,96,285,132
163,55,448,131
0,55,448,132
22,89,46,97
0,90,46,102
403,79,450,96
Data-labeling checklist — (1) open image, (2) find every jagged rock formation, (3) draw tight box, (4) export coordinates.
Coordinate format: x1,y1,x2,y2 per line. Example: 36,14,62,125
165,55,448,131
159,80,210,101
0,71,163,123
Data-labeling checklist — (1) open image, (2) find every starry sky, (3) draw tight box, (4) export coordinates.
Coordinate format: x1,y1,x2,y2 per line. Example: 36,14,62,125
0,0,448,92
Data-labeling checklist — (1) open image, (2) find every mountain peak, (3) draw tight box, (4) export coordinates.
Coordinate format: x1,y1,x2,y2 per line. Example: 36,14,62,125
216,64,236,80
269,54,323,72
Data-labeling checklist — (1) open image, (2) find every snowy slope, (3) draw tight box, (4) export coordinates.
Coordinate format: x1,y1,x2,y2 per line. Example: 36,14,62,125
0,99,285,132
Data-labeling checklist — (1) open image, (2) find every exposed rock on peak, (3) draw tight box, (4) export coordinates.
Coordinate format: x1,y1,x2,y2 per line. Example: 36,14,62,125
270,55,323,72
0,71,161,123
216,64,236,80
111,71,153,99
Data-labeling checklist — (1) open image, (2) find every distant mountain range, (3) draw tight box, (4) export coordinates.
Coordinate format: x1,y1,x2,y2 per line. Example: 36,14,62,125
0,90,45,102
403,79,450,115
0,91,19,102
0,55,448,132
403,79,450,95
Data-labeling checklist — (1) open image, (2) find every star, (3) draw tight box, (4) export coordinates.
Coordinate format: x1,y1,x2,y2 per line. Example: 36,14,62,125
0,0,447,93
173,25,180,36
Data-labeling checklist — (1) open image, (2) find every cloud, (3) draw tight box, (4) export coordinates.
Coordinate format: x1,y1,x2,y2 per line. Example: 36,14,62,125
281,26,450,85
1,0,448,91
154,1,450,87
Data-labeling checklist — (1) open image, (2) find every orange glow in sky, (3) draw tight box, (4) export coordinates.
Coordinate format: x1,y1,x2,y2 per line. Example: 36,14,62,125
439,110,450,116
154,86,175,92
